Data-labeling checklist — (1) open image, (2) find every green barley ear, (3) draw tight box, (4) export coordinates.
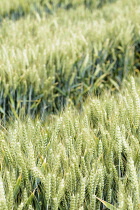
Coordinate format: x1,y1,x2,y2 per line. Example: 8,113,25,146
80,157,87,177
127,196,133,210
52,197,58,210
70,194,76,210
23,188,28,205
117,181,125,210
107,188,112,204
57,179,65,204
98,166,104,192
71,164,76,193
98,139,103,158
96,184,102,210
51,174,56,199
83,114,89,129
0,174,8,210
127,158,139,207
115,126,122,177
89,169,96,195
45,173,51,202
5,171,14,210
75,134,82,157
108,151,113,171
105,170,113,204
79,177,86,207
90,195,96,209
17,202,24,210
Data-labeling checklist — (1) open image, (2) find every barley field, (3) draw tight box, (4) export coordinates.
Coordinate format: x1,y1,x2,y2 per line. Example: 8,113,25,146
0,0,140,209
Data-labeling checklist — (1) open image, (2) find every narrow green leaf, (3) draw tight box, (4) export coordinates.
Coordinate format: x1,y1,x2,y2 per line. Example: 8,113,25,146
96,196,117,210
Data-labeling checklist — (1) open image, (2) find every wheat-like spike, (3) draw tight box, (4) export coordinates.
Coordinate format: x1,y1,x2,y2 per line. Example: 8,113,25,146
51,174,56,199
0,174,8,210
89,169,96,197
96,183,102,210
23,188,28,204
115,126,122,177
105,172,112,203
71,164,77,194
90,195,96,210
80,157,88,177
44,173,51,203
118,181,125,210
57,178,65,204
127,195,134,210
79,177,86,207
127,158,139,206
98,166,105,193
5,171,13,210
108,151,114,171
112,165,119,186
70,194,76,210
52,197,58,210
17,202,24,210
98,140,103,158
107,188,112,204
1,139,13,167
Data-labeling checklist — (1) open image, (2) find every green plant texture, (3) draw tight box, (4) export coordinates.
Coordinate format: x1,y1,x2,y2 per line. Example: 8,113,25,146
0,77,140,209
0,0,140,119
0,0,140,209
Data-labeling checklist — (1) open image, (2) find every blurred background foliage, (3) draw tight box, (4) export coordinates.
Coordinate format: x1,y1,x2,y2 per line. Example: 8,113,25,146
0,0,140,121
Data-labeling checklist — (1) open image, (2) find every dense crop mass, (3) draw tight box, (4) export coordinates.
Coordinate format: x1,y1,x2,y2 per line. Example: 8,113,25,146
1,77,140,209
0,0,140,209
